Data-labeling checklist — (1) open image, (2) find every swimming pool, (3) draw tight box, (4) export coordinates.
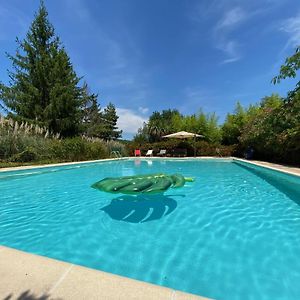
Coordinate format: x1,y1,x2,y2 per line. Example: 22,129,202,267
1,158,300,300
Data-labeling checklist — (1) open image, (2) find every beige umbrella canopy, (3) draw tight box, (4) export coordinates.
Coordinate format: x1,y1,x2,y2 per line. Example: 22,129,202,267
162,131,204,139
162,131,204,156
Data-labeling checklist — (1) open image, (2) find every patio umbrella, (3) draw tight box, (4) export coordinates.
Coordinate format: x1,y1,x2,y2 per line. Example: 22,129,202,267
162,131,204,139
162,131,204,156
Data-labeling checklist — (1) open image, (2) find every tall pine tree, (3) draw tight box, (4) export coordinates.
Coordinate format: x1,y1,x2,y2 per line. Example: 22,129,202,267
81,82,105,137
0,1,81,136
101,102,122,140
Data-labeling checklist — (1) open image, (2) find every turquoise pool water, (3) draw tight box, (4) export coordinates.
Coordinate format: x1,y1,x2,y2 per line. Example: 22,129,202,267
1,159,300,300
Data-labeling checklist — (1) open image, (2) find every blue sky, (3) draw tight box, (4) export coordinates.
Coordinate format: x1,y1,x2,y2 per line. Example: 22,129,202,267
0,0,299,139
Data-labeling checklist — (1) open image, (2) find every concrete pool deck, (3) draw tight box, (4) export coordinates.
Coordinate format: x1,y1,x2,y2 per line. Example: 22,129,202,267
0,246,210,300
0,157,128,172
233,158,300,177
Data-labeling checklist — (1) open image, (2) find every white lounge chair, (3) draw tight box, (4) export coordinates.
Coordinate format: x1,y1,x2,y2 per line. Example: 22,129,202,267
146,149,153,157
157,149,166,156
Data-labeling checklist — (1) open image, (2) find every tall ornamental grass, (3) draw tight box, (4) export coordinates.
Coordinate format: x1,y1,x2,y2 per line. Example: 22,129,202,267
0,116,127,163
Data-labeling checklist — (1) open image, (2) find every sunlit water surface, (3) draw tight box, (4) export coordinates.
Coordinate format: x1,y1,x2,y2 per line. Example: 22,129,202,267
1,159,300,300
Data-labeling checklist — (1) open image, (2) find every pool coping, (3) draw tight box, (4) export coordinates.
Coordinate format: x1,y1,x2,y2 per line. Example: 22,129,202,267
1,156,299,178
0,156,232,173
232,158,300,178
0,157,128,172
0,156,229,173
0,245,211,300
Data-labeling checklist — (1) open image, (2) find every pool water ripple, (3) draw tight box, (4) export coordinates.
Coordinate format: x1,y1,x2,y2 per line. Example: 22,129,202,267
1,159,300,300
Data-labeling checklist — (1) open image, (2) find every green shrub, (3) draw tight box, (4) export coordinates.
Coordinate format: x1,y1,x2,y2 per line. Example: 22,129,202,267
127,140,235,157
60,138,87,161
85,141,109,160
10,147,37,162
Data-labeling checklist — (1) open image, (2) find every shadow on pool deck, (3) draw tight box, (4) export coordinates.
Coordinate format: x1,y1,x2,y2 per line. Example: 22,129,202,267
3,290,55,300
100,194,181,223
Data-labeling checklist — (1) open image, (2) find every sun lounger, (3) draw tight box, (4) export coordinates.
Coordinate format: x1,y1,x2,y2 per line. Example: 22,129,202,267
146,149,153,157
157,149,166,156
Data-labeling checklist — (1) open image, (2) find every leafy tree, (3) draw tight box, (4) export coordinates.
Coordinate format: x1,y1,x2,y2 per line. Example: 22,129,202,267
263,46,300,162
221,102,248,145
171,112,184,132
239,95,282,142
205,112,221,143
272,46,300,100
260,94,282,109
147,109,180,142
100,102,122,140
135,108,221,143
184,110,220,142
133,123,149,143
147,111,165,142
272,47,300,82
222,95,282,148
0,1,82,136
159,109,181,133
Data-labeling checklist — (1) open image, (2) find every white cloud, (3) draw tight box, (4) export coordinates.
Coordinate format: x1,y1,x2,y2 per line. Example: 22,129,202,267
213,7,246,64
218,40,241,64
280,13,300,48
190,2,274,65
215,38,241,64
222,56,241,64
138,106,149,114
217,7,246,29
116,108,147,134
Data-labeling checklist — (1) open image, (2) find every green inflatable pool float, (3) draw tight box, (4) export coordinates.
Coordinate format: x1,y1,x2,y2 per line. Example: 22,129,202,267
91,173,194,195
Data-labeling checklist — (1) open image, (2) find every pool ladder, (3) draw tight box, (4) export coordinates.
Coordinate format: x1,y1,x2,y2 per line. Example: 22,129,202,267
111,150,122,158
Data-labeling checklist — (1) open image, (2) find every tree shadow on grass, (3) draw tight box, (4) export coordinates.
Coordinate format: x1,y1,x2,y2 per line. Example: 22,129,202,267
100,194,182,223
